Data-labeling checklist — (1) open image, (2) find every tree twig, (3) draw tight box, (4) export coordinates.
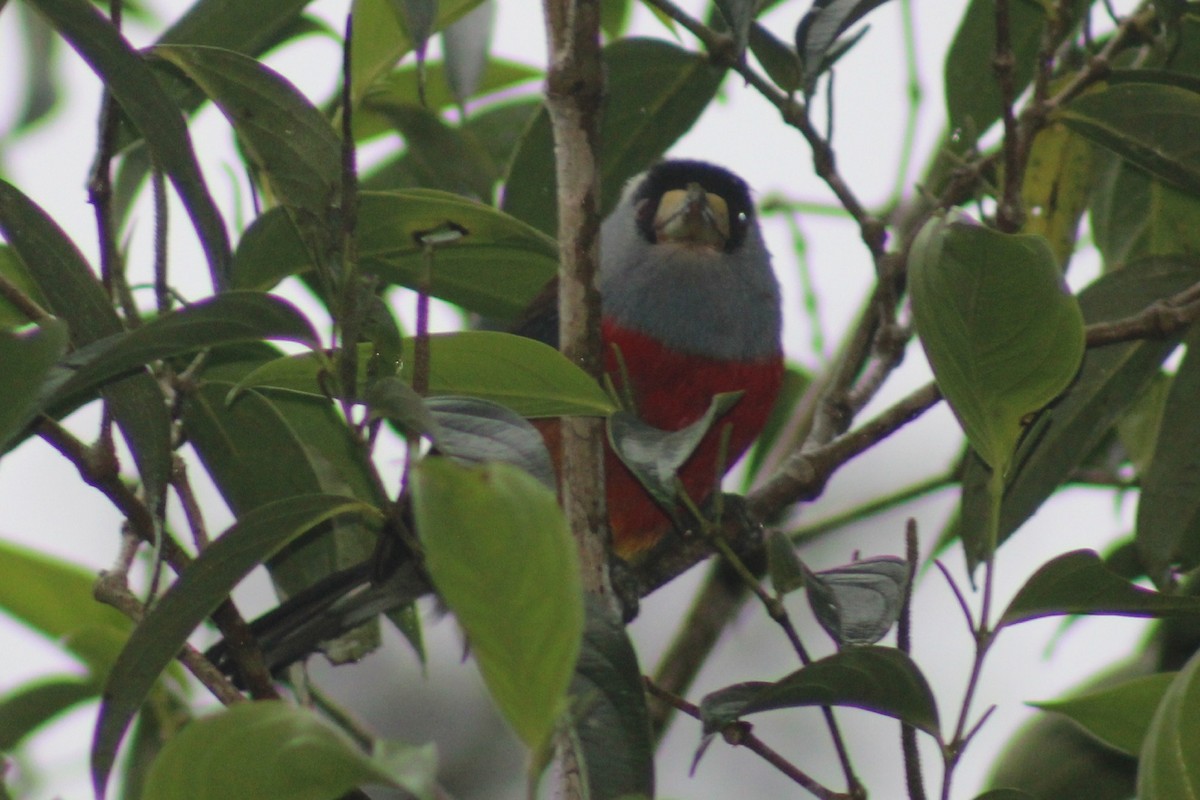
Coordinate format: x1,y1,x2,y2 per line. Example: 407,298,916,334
643,678,847,800
542,0,613,606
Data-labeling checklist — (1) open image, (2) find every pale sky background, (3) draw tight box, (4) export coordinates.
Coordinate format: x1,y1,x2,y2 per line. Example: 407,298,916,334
0,1,1148,799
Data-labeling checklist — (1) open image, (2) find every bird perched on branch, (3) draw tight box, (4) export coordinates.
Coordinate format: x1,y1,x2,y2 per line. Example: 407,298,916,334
519,159,784,558
212,160,782,676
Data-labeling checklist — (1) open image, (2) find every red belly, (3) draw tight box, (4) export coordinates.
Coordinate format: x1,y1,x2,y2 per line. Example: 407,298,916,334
601,321,783,557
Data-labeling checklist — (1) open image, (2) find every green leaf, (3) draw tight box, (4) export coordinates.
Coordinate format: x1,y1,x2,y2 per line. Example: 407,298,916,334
607,392,742,510
565,596,655,800
229,206,313,291
0,677,98,752
441,0,495,107
46,293,319,408
766,529,806,596
24,0,230,289
0,320,69,449
425,396,557,490
1090,150,1200,268
0,245,48,328
1137,325,1200,583
948,256,1200,567
1060,81,1200,198
0,536,132,676
356,103,496,198
1030,672,1175,756
999,550,1200,628
749,22,801,94
232,332,617,417
359,191,557,318
503,37,725,236
92,495,379,799
355,59,539,140
1138,648,1200,799
909,214,1085,472
988,690,1136,800
1021,122,1092,266
412,458,584,750
973,791,1037,799
699,646,939,736
0,177,172,511
142,701,436,800
182,369,380,600
349,0,484,104
804,556,908,647
151,45,341,220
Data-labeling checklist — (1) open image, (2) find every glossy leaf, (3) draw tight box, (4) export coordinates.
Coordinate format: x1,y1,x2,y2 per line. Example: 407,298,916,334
412,458,583,750
608,392,742,510
0,677,98,752
359,190,557,318
713,0,754,60
794,0,892,90
425,396,556,490
950,256,1200,567
1138,649,1200,799
909,213,1085,472
766,529,806,596
229,206,312,291
1060,81,1200,198
749,22,802,94
0,320,69,450
1091,152,1200,269
1021,121,1092,266
92,495,379,799
504,37,725,236
0,245,47,328
988,690,1136,800
356,59,538,141
0,539,131,675
0,179,171,509
999,550,1200,627
973,791,1037,799
805,556,908,647
565,596,655,800
25,0,230,288
231,332,616,417
700,646,939,736
46,293,319,407
1030,672,1174,756
1137,325,1200,583
442,0,495,106
356,103,496,198
151,45,341,219
183,374,380,600
142,701,436,800
349,0,484,104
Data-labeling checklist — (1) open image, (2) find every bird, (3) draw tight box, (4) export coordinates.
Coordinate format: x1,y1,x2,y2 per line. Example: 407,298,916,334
517,159,784,558
209,160,783,676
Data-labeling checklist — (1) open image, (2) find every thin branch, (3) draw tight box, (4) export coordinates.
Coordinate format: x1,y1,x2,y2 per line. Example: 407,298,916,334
37,417,191,573
542,0,613,605
899,520,927,800
0,271,53,324
94,569,245,706
993,0,1024,232
642,679,847,800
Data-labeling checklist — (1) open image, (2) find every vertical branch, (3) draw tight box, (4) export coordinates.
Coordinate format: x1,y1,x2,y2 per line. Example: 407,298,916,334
993,0,1024,232
541,0,613,604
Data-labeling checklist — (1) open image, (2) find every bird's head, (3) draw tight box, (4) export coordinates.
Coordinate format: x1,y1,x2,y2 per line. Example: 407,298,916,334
600,160,781,362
